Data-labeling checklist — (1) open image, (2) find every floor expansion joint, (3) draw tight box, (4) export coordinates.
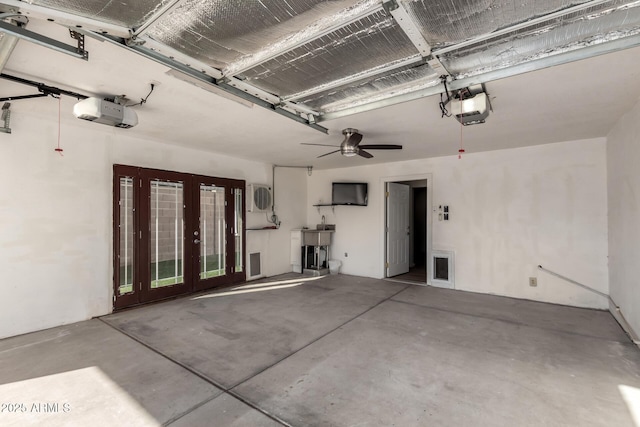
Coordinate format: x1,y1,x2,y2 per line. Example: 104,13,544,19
98,285,412,427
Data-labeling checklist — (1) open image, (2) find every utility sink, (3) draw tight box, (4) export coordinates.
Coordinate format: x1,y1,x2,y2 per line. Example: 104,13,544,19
303,229,334,246
316,224,336,231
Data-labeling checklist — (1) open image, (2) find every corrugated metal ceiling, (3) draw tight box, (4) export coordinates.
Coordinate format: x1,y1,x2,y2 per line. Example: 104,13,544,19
16,0,640,121
26,0,174,28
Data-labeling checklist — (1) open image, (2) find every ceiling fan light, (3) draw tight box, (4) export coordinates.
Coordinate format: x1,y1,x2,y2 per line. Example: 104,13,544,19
342,144,358,157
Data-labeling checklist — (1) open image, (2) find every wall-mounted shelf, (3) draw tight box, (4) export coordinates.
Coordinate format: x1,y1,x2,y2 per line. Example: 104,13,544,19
313,203,367,213
313,203,335,214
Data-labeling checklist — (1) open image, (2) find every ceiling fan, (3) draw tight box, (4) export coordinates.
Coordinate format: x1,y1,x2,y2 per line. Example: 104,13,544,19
302,128,402,159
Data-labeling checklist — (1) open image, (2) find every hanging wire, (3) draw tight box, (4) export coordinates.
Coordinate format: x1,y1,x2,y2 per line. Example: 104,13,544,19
439,77,452,118
127,83,155,107
458,94,465,159
54,96,63,156
439,92,451,117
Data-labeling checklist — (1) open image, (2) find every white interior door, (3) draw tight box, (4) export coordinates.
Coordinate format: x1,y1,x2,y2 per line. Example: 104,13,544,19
386,182,410,277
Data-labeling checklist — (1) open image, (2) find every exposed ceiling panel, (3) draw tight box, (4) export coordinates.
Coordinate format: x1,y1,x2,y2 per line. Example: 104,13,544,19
402,0,591,48
297,62,440,112
439,0,640,78
4,0,640,129
239,9,417,97
3,19,640,170
144,0,369,70
24,0,171,28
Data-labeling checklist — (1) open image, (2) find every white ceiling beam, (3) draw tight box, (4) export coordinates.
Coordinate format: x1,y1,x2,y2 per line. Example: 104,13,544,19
284,55,424,102
224,1,384,78
0,33,18,72
136,37,321,114
383,0,430,56
90,32,328,133
0,19,88,60
220,76,291,109
132,0,186,38
0,0,130,38
283,0,452,104
383,0,449,76
165,69,254,108
135,36,223,79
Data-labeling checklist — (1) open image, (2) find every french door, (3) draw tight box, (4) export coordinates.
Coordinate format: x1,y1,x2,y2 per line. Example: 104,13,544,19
113,165,245,310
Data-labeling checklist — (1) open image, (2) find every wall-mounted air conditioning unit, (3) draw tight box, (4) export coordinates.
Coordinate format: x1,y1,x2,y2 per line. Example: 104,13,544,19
247,184,272,212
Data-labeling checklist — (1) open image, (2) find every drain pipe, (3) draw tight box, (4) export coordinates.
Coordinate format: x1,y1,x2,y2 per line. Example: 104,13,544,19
538,265,608,298
538,265,640,345
269,165,313,228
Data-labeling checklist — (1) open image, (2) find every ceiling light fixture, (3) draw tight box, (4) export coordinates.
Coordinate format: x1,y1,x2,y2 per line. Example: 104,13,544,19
342,146,358,157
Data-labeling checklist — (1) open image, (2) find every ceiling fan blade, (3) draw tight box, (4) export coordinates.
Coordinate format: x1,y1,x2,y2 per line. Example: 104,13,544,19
301,143,340,147
317,149,341,158
346,132,363,146
358,150,373,159
358,144,402,150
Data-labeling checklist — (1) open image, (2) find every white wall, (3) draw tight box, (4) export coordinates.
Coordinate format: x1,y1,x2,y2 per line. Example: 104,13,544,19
0,94,614,340
0,98,303,339
247,166,308,278
308,139,609,309
607,98,640,339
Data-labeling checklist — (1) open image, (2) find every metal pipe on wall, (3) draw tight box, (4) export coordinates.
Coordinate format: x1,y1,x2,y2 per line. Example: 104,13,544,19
270,165,313,228
537,264,640,345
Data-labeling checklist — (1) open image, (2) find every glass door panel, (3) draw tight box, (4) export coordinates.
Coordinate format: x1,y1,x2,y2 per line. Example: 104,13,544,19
199,184,226,280
118,176,135,296
114,165,245,309
150,180,184,288
234,188,243,273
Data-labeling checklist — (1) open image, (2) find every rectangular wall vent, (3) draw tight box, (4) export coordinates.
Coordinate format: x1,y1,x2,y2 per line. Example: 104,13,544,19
248,252,262,279
432,250,454,289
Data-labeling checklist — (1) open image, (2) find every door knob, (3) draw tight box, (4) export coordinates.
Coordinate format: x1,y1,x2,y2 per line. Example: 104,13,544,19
194,239,201,244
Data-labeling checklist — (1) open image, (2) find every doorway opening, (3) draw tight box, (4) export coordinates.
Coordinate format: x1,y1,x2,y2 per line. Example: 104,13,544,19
384,176,431,284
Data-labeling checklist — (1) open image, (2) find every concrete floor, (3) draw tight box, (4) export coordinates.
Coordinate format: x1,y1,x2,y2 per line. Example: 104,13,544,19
1,273,639,426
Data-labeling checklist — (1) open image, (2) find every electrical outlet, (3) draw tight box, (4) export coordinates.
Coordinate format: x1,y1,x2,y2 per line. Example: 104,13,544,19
529,277,537,287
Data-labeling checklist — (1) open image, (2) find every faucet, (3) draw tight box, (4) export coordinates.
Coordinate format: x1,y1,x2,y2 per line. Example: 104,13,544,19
321,215,326,225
